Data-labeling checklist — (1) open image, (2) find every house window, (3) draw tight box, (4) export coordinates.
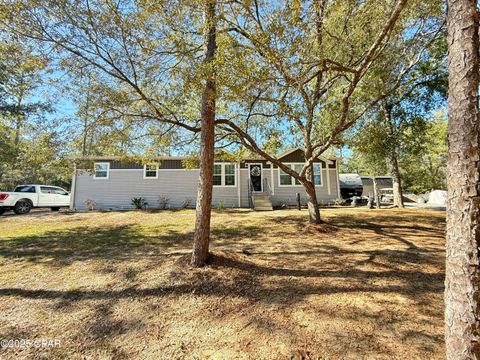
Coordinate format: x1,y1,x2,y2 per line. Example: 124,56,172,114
279,163,304,186
293,164,303,185
225,164,235,186
144,164,158,179
213,164,222,186
313,163,322,185
94,162,109,179
213,163,236,186
280,168,292,185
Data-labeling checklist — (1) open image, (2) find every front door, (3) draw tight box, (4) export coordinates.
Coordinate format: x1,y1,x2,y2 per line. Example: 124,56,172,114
249,164,262,192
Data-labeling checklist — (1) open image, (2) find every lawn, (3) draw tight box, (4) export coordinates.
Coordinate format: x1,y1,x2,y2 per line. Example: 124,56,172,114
0,208,445,359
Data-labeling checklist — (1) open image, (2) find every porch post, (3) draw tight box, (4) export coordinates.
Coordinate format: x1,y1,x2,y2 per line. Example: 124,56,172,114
326,163,331,195
270,162,275,195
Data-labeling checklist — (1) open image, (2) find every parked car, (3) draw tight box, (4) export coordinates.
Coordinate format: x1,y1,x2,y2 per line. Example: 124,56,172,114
0,185,70,215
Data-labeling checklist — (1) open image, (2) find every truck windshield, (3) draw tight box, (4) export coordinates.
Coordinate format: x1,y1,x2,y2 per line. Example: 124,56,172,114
14,185,36,193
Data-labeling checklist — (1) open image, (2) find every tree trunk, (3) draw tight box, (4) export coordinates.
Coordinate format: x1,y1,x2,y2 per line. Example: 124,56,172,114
191,0,217,268
445,0,480,358
373,177,381,209
384,102,404,208
388,150,404,208
303,166,322,224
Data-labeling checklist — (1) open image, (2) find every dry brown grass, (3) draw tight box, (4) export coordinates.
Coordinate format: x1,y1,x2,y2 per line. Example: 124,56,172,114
0,208,445,359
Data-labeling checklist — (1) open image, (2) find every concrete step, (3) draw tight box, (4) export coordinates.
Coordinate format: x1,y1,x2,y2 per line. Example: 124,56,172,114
252,193,273,211
254,206,273,211
254,201,271,206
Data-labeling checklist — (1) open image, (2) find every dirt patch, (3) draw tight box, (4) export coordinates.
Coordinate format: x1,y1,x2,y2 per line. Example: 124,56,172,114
303,222,338,234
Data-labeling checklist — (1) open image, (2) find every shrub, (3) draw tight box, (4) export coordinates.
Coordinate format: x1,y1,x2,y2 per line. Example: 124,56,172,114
333,198,346,206
216,201,225,210
131,197,147,209
84,199,97,211
181,197,192,209
158,195,170,210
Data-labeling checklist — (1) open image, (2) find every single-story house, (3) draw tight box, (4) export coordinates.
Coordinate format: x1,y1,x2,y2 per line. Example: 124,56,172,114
70,148,341,211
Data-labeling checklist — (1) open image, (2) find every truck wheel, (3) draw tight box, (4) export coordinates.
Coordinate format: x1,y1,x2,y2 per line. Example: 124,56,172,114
14,200,32,215
0,208,5,216
51,207,60,212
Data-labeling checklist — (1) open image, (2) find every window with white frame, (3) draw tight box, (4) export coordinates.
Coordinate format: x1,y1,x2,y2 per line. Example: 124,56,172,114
224,164,235,185
144,164,158,179
279,163,322,186
313,163,322,185
213,163,236,186
213,164,222,185
94,162,109,179
279,163,303,186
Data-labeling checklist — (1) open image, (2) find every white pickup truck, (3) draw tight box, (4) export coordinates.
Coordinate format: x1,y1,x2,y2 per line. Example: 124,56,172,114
0,185,70,215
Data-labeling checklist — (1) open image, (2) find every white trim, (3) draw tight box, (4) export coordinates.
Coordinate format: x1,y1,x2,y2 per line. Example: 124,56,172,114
237,163,241,207
143,163,159,179
247,163,263,192
270,163,275,195
277,162,324,187
213,162,237,187
326,166,331,195
336,160,341,198
93,162,110,180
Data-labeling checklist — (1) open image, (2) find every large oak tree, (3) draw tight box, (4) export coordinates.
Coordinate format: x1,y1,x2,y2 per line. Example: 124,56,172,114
216,0,425,223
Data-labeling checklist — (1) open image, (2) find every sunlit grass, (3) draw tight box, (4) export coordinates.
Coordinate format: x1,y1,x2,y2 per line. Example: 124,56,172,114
0,208,446,359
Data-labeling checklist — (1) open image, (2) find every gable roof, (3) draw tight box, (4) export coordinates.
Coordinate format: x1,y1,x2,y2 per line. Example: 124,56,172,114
277,147,336,164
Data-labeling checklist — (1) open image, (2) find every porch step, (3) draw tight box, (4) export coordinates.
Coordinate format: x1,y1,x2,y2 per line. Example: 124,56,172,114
252,192,273,211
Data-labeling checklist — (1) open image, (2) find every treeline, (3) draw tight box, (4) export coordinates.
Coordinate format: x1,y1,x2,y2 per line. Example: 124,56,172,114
0,40,71,190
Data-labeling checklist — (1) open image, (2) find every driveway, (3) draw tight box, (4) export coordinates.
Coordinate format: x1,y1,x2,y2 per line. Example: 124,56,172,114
0,208,70,218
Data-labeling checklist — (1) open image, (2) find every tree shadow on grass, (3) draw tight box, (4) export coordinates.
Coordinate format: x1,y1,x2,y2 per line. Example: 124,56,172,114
0,251,444,303
0,210,446,358
0,224,266,265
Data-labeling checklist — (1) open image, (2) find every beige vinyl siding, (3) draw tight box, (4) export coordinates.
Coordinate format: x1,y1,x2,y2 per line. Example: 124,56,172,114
73,169,239,210
239,169,251,208
73,161,340,210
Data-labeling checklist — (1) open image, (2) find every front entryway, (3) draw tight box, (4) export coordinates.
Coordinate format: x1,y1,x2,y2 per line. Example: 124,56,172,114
248,164,262,192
